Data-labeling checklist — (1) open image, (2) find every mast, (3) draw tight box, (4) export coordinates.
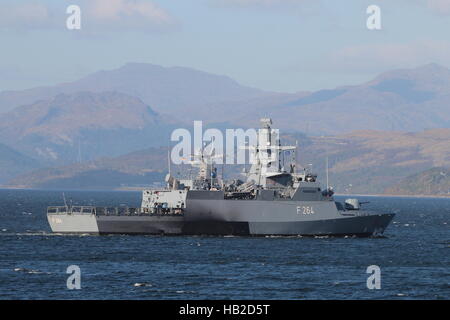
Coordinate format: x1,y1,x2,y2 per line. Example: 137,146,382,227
244,118,296,187
278,139,282,171
167,144,171,176
295,140,298,174
63,192,68,208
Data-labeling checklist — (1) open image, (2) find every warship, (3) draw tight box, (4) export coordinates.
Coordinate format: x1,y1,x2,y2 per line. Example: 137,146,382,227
47,118,395,236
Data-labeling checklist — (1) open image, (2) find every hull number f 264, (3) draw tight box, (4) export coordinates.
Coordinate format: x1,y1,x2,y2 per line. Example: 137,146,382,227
297,206,315,215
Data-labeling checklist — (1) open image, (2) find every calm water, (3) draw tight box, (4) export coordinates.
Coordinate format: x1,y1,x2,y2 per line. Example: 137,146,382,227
0,189,448,300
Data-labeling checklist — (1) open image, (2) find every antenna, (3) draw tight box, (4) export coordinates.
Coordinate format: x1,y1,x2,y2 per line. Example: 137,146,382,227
167,142,171,176
278,140,282,171
63,192,68,208
210,138,214,185
221,161,224,188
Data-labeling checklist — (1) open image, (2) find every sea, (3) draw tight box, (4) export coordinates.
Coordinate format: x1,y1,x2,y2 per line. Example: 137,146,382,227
0,189,448,300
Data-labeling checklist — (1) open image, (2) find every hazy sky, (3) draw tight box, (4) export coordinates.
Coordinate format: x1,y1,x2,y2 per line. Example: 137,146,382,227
1,0,450,92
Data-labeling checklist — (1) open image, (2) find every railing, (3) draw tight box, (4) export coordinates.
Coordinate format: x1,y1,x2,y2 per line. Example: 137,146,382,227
47,206,184,216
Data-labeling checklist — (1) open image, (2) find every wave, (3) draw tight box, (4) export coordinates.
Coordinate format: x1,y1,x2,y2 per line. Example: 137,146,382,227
0,231,94,237
13,267,51,275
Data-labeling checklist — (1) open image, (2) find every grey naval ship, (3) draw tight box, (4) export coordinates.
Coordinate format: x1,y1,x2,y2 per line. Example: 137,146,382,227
48,118,395,236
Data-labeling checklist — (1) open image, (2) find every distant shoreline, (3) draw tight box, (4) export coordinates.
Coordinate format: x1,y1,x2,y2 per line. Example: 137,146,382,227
335,193,450,199
1,186,449,198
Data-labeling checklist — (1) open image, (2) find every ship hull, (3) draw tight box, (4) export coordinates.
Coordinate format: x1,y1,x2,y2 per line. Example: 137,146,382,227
48,214,184,235
48,202,394,237
181,197,395,236
182,214,394,236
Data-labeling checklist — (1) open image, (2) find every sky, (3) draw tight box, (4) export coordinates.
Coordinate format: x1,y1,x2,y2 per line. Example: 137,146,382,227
0,0,450,93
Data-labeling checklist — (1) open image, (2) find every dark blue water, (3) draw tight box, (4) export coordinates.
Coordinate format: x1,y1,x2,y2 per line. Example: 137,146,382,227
0,189,448,300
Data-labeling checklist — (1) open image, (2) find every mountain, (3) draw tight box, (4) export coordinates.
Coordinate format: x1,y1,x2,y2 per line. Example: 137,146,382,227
384,167,450,196
233,63,450,134
6,147,168,189
0,62,449,174
0,143,40,183
296,128,450,194
6,128,450,193
1,63,450,135
2,63,450,134
0,63,274,121
0,91,178,163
